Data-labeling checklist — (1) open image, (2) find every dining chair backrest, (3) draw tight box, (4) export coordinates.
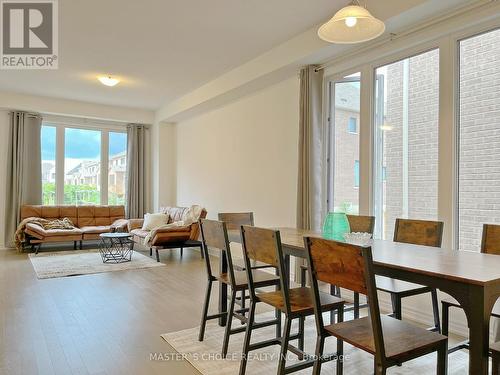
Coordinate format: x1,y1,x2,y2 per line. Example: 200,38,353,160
347,214,375,234
393,218,444,247
481,224,500,255
218,212,254,231
199,219,236,285
304,236,385,359
240,225,288,310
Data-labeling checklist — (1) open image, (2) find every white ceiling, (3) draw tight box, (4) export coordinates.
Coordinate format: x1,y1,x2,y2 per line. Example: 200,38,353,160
0,0,433,110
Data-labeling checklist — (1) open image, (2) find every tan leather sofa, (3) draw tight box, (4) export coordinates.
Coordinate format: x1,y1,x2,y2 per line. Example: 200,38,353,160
128,206,207,261
21,205,127,251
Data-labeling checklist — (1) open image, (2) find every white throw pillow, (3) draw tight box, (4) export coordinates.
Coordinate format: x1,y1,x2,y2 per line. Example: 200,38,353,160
142,213,169,231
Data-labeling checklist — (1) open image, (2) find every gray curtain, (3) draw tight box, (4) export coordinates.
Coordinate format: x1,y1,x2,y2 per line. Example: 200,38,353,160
296,66,325,282
296,66,325,232
126,124,147,219
5,112,42,246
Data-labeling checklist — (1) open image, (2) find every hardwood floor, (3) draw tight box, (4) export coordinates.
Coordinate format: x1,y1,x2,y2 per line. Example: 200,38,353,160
0,245,468,375
0,246,207,375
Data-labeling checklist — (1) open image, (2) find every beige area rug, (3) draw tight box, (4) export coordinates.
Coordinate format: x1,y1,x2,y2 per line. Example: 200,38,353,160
161,311,469,375
29,249,165,279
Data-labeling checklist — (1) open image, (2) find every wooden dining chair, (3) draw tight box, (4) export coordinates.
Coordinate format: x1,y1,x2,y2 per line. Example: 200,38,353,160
376,218,444,332
239,225,345,375
492,341,500,375
198,219,280,357
300,214,375,319
304,236,448,375
442,223,500,353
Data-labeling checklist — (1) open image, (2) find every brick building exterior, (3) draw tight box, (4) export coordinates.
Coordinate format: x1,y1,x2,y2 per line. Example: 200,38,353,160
333,29,499,249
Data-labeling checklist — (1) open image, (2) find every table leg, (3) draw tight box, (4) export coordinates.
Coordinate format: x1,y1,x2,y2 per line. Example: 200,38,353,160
460,285,497,375
218,250,228,326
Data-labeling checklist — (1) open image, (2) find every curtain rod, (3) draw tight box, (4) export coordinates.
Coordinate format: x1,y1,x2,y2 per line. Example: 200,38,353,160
314,0,496,72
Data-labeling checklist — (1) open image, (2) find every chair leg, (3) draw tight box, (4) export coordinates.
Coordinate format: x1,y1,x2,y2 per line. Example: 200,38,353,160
222,289,236,357
149,247,153,256
180,247,183,257
374,361,387,375
312,334,325,375
353,292,360,319
156,249,160,262
35,244,40,254
430,289,441,333
441,302,449,337
330,284,336,323
277,316,292,375
239,301,256,375
336,307,344,375
493,351,500,375
300,266,307,287
79,240,83,250
437,341,448,375
240,289,246,324
73,241,77,250
199,245,204,259
298,316,305,353
130,241,134,250
198,280,213,341
391,293,402,320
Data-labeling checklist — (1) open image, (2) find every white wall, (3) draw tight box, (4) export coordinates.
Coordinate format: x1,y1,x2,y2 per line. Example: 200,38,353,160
174,77,299,228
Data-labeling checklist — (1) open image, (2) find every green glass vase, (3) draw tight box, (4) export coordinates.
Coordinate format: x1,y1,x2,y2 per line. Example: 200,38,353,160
322,212,351,241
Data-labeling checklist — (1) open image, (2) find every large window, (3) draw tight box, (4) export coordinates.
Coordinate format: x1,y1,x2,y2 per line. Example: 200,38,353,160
64,128,101,205
373,49,440,239
41,126,56,205
40,123,127,206
458,29,500,252
328,73,361,215
108,132,127,205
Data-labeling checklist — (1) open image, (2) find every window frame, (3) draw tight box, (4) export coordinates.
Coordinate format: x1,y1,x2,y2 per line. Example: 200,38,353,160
323,14,500,249
41,118,128,206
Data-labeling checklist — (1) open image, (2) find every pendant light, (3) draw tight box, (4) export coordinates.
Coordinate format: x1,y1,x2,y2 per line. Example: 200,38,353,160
318,0,385,44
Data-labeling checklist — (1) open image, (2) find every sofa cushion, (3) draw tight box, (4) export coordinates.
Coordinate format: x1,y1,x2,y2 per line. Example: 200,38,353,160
21,205,42,220
109,206,126,222
42,228,83,237
77,206,95,226
80,226,111,234
142,213,169,230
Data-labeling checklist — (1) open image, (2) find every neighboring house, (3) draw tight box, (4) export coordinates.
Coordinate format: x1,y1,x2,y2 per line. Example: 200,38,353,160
65,160,101,187
41,161,56,183
108,151,127,197
63,151,127,199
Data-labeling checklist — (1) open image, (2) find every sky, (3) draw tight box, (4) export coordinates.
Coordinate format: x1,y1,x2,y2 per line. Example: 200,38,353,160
41,125,127,161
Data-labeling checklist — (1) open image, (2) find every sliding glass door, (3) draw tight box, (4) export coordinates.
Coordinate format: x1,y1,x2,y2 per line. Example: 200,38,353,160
327,73,361,215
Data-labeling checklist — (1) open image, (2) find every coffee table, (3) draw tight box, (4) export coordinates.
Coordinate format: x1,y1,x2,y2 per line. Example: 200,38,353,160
99,233,134,263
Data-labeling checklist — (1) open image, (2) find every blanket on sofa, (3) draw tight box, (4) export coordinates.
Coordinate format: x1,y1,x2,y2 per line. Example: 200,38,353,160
15,217,75,251
143,205,204,246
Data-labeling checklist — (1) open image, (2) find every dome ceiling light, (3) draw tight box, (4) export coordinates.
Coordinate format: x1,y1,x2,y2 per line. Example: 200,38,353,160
318,0,385,44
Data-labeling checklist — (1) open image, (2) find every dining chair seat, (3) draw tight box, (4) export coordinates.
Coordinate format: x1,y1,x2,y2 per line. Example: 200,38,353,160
325,315,446,361
256,287,344,316
217,270,279,290
376,275,431,296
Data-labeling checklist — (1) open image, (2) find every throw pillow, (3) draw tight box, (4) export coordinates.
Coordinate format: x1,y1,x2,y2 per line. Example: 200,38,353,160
142,213,169,231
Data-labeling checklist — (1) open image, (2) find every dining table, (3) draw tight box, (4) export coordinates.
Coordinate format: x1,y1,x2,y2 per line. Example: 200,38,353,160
222,227,500,375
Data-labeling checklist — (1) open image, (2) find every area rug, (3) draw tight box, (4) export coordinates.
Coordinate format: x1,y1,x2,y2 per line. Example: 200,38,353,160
161,311,469,375
29,249,165,279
